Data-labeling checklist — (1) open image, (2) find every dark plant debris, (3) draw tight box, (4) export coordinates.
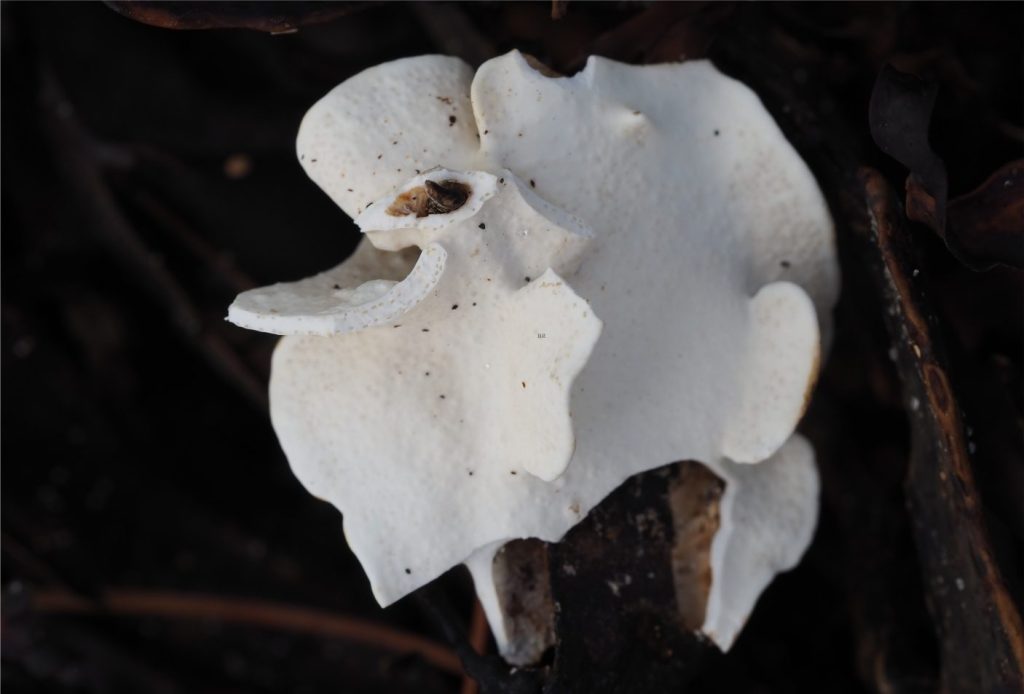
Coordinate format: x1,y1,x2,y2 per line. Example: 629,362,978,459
2,3,1021,694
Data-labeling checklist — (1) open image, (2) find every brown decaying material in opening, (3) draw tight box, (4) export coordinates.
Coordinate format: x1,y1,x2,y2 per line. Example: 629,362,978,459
386,180,472,218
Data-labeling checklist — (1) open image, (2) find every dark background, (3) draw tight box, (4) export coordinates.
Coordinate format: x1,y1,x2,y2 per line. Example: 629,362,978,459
2,3,1021,693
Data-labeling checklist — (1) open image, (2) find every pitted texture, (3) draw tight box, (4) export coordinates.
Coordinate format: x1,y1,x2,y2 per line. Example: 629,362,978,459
228,51,839,654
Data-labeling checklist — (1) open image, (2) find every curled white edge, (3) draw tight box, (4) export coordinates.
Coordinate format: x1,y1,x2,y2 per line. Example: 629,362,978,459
227,167,500,337
227,244,446,337
702,434,820,650
720,281,821,464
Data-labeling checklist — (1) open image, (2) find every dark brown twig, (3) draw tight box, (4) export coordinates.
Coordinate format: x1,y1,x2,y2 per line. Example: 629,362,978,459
38,66,268,412
30,587,463,676
411,3,497,68
460,599,489,694
856,167,1024,692
104,1,365,33
1,532,73,591
130,189,257,297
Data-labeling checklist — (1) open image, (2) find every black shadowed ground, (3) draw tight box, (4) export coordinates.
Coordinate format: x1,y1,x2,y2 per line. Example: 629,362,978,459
2,3,1021,693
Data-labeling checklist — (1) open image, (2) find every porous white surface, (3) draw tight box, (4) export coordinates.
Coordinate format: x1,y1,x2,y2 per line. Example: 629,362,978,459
228,51,839,654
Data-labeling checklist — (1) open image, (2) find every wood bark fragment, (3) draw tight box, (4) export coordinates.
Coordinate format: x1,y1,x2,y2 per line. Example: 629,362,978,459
491,540,556,667
545,465,716,694
668,462,723,631
855,167,1024,693
484,462,725,684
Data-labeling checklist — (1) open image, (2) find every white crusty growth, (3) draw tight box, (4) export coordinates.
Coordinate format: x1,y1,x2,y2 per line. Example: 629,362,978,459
228,51,839,655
